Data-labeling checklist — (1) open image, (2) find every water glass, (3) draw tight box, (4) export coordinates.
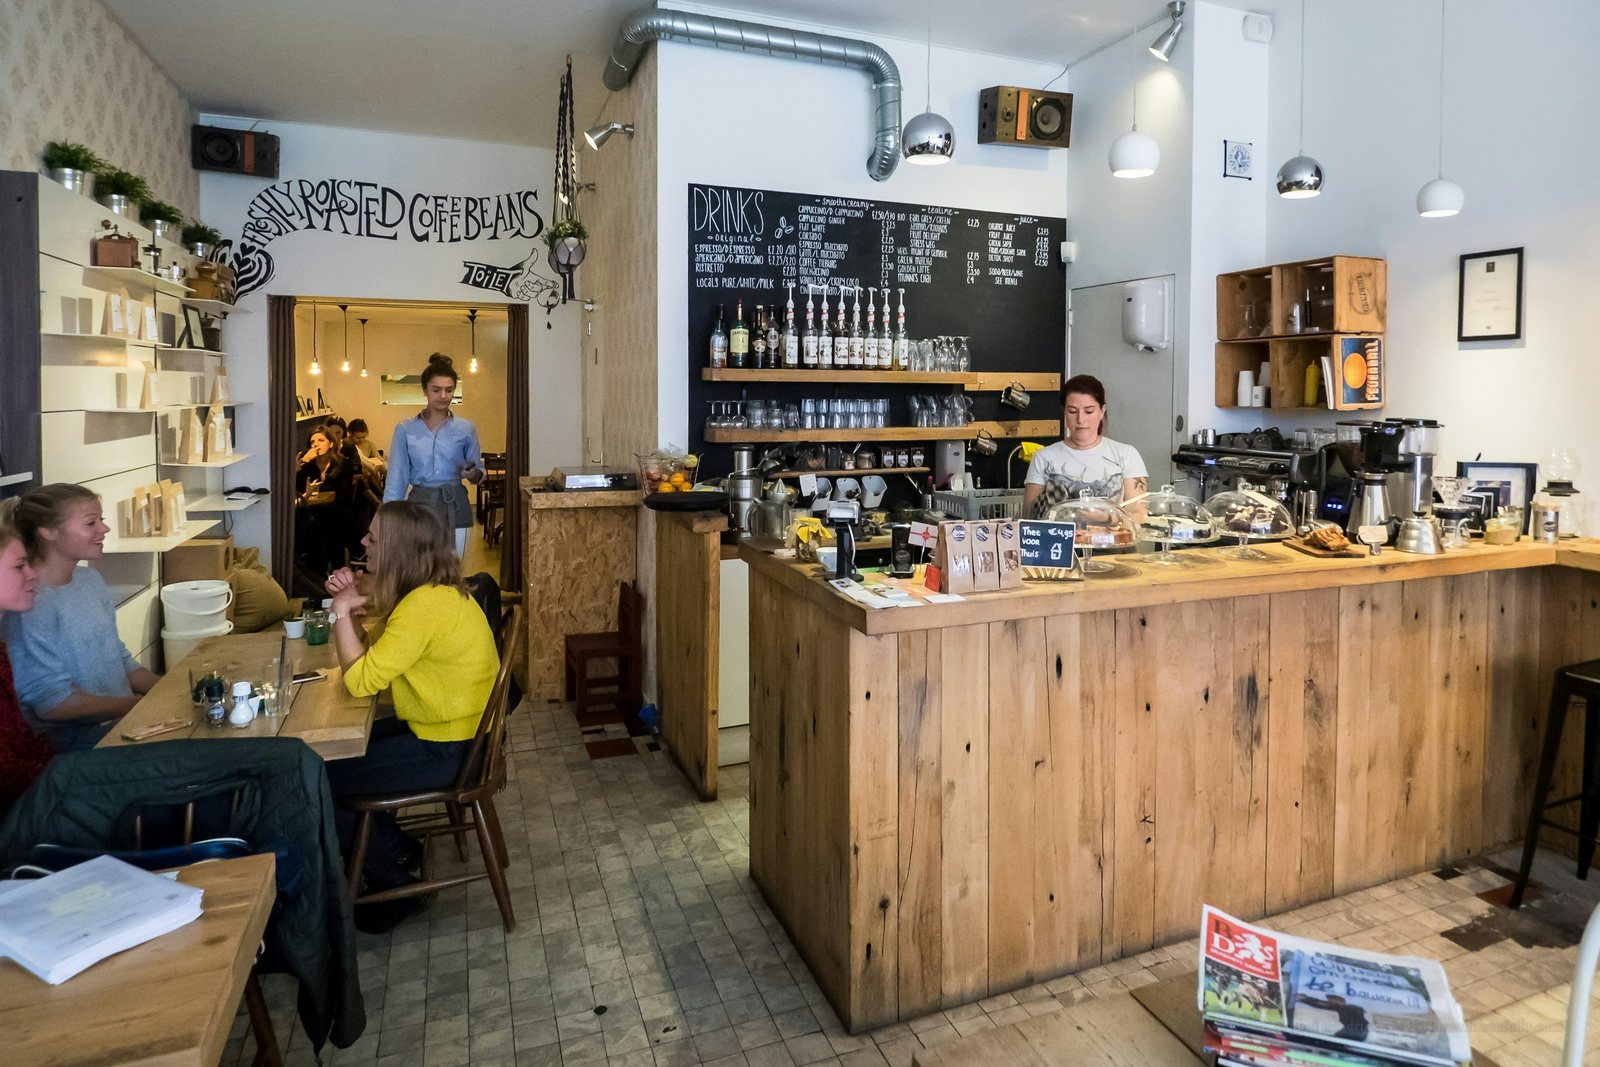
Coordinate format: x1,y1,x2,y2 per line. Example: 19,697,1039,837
956,337,972,373
747,399,768,429
784,403,800,430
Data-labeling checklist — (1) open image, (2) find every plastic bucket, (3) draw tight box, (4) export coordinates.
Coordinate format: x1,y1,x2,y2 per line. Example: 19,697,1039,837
160,580,233,632
161,619,233,671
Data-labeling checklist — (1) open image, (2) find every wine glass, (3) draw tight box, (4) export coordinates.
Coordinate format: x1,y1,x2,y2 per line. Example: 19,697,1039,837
956,337,972,372
1242,303,1259,338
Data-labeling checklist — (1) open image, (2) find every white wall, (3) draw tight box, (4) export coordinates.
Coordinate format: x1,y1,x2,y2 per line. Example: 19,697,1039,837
652,2,1071,449
198,116,583,554
1263,0,1600,494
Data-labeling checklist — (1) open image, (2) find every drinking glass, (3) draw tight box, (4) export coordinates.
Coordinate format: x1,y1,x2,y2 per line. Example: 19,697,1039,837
956,337,972,373
1242,303,1259,338
801,398,817,430
874,398,889,428
784,403,800,430
730,401,748,429
747,399,768,430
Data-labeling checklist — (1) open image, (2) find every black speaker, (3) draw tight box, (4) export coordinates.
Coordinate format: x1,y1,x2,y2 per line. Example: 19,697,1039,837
977,86,1073,150
191,125,280,178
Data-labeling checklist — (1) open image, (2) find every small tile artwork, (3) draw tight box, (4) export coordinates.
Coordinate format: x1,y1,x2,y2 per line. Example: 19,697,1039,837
224,697,1600,1066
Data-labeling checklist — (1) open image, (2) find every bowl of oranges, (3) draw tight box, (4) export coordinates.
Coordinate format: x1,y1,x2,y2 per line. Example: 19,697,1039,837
640,450,726,512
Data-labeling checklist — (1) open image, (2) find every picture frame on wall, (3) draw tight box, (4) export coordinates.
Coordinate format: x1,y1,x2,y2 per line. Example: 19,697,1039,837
177,305,207,349
1458,247,1523,342
1458,460,1538,533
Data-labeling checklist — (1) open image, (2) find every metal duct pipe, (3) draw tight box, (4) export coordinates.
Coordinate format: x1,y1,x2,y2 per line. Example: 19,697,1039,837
603,6,903,182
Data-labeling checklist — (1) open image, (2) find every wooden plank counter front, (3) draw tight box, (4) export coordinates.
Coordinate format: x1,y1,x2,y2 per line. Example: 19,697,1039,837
743,539,1600,1033
655,509,728,799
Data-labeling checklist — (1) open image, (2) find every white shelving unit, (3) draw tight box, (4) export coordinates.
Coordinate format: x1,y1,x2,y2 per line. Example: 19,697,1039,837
188,493,266,513
103,519,220,555
162,452,255,469
184,298,250,317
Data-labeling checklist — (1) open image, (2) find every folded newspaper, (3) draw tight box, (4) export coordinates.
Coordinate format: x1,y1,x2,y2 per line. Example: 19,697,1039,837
1197,905,1472,1066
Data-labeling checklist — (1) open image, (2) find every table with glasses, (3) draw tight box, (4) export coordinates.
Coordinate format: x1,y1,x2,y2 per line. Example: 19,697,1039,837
98,630,375,761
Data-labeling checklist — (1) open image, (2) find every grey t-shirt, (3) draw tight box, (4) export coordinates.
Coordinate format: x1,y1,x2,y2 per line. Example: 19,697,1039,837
1,567,137,752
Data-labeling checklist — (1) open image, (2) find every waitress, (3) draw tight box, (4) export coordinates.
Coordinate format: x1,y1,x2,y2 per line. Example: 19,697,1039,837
1021,374,1149,518
383,353,483,555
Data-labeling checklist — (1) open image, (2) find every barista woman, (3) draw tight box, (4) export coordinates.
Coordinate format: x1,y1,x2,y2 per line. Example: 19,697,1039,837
383,354,483,555
1022,374,1149,518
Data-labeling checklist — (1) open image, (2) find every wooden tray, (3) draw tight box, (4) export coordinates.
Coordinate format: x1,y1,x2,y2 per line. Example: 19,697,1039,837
1284,534,1363,559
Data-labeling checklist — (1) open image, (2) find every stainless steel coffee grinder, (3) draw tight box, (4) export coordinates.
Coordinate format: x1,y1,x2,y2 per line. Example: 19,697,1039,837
727,445,762,540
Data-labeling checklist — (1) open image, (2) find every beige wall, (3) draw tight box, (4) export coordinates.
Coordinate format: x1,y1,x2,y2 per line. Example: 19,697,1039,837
0,0,199,217
294,313,510,456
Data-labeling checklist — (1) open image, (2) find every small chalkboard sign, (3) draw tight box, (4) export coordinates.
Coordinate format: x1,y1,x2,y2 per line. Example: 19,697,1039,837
1019,520,1078,581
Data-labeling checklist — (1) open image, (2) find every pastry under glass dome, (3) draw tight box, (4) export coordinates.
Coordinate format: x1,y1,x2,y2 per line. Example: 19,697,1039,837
1203,482,1294,560
1040,489,1136,574
1125,484,1216,566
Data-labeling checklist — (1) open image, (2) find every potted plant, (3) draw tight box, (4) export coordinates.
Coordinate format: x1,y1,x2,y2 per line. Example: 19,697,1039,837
182,222,223,259
544,217,588,301
140,200,183,243
94,169,151,220
41,142,104,196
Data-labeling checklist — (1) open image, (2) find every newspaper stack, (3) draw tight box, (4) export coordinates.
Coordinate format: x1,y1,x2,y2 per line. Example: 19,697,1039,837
1198,905,1473,1067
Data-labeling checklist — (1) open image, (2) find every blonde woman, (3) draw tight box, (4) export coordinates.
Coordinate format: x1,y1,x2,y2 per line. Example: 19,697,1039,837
0,484,159,751
321,501,498,910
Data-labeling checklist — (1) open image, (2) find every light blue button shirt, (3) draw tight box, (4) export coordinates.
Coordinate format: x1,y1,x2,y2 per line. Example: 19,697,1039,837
383,411,483,502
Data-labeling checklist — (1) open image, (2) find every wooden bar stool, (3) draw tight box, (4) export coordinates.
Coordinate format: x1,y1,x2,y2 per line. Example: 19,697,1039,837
563,580,642,727
1510,659,1600,908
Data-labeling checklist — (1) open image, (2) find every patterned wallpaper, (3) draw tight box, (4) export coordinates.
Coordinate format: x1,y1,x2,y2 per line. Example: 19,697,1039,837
0,0,198,218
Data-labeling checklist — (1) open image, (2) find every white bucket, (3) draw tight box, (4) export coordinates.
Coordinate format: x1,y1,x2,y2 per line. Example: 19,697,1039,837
161,580,233,632
161,619,234,671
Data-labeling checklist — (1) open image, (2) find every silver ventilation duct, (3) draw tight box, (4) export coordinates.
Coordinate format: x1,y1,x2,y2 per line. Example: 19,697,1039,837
603,6,904,182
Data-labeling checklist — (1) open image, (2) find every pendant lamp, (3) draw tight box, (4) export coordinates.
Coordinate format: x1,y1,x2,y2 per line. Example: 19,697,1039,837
308,302,321,376
359,317,369,378
1416,0,1463,217
468,309,480,374
1276,0,1323,198
338,304,351,373
902,1,954,165
1109,9,1159,178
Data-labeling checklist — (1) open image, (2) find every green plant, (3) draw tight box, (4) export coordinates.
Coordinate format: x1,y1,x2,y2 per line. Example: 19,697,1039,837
95,168,152,203
42,141,105,172
139,200,183,226
543,217,588,247
182,221,223,247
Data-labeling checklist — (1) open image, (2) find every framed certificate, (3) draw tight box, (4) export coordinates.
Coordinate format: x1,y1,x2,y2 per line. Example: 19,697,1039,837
1457,247,1523,342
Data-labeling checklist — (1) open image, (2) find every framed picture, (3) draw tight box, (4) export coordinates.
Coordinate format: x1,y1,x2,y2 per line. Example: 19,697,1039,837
1458,247,1523,342
1458,461,1538,533
1223,140,1253,180
177,305,207,349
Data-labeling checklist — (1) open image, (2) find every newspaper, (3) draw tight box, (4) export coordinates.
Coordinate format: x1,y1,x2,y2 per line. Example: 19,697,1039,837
1197,905,1471,1066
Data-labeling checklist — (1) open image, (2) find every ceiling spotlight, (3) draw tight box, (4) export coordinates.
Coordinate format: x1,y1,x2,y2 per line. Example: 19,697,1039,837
584,122,634,150
1149,1,1186,62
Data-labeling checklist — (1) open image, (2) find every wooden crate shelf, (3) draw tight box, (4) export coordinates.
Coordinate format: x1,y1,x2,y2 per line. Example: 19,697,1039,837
703,420,1058,444
1217,255,1386,341
701,368,1060,392
1214,334,1383,411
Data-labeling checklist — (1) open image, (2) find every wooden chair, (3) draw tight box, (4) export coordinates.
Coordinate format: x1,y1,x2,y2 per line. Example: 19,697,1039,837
563,581,642,727
344,605,524,930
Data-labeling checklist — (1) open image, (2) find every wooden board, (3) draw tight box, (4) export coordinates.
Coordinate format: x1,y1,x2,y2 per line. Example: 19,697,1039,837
0,853,275,1067
655,509,726,799
912,990,1204,1067
1283,534,1362,558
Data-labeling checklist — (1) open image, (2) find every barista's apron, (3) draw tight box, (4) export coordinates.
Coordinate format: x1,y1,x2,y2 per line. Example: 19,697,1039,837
407,482,473,536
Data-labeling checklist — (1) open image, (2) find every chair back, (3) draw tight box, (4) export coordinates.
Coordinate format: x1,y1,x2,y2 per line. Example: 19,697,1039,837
617,580,641,652
453,605,524,796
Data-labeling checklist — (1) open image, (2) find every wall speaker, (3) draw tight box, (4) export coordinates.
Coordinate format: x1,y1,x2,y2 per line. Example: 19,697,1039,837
191,125,280,178
977,86,1073,149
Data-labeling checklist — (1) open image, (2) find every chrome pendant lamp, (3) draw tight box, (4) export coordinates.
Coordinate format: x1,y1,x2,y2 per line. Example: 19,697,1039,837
902,0,954,165
1417,0,1463,217
1276,0,1323,198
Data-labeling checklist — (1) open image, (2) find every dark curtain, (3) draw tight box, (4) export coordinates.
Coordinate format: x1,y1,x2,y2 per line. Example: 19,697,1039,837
503,304,529,592
267,295,298,591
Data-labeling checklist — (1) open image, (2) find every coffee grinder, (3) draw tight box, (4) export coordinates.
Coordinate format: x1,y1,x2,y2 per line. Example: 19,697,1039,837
726,445,762,540
1389,418,1443,517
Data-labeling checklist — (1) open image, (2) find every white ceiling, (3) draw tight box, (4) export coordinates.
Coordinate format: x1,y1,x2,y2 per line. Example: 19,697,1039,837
99,0,1237,149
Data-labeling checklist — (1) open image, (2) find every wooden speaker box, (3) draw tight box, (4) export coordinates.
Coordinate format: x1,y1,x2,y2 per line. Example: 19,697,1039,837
978,86,1073,149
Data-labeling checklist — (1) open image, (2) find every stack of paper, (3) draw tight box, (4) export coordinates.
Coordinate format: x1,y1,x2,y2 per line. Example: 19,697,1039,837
0,855,204,984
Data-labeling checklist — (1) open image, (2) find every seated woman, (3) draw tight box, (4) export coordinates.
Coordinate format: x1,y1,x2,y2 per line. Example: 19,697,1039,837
322,501,498,919
0,503,55,810
295,426,358,578
0,484,160,751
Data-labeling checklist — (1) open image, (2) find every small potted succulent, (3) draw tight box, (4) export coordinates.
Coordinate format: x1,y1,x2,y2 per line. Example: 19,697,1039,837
543,217,588,301
182,222,223,259
41,142,105,196
139,200,183,243
94,168,151,220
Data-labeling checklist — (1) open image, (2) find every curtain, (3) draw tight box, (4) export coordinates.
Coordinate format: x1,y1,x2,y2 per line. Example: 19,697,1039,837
267,295,298,591
503,304,529,592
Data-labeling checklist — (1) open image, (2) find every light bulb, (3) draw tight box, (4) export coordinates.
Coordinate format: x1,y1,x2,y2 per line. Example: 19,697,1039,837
340,360,350,373
360,367,368,378
309,361,321,376
469,357,480,374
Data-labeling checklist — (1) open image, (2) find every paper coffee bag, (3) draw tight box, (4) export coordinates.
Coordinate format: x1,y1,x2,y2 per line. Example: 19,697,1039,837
935,521,975,594
970,521,1000,592
996,519,1024,588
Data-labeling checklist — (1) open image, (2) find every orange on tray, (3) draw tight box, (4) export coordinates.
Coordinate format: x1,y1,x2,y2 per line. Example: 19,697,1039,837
1342,352,1368,390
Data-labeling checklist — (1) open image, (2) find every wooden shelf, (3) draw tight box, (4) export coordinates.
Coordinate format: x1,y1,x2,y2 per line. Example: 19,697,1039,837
0,472,35,488
1213,335,1383,411
103,518,219,554
84,265,192,297
704,420,1058,444
183,298,249,316
188,493,266,513
1217,255,1386,341
701,368,1061,391
771,467,930,479
161,451,254,469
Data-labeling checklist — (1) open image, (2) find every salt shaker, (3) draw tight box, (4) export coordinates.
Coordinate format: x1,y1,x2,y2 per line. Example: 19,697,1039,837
228,681,256,727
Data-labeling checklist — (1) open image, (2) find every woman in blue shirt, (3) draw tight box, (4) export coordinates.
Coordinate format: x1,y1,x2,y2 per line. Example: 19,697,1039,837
383,354,483,555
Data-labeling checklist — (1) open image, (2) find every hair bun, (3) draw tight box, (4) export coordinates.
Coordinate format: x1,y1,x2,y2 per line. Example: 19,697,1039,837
427,354,454,371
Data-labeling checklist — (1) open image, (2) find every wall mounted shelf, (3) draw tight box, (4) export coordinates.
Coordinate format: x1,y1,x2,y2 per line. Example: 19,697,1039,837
161,452,255,469
183,298,249,316
103,519,219,555
701,369,1061,391
703,420,1059,444
187,493,266,513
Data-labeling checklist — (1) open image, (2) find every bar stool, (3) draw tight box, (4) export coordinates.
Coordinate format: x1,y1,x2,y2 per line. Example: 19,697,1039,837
1510,659,1600,908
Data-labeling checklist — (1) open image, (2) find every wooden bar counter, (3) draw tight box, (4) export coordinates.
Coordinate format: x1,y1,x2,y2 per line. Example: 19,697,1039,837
743,538,1600,1032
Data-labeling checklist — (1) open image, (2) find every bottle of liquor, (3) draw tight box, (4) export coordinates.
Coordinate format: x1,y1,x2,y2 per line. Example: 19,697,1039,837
882,290,895,369
709,303,728,369
766,300,782,368
848,286,865,368
730,298,749,369
751,304,769,368
781,284,800,367
832,287,849,368
894,288,910,371
801,285,819,367
864,287,879,368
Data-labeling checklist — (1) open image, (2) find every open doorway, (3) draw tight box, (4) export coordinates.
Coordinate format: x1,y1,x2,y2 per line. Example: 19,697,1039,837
267,296,528,598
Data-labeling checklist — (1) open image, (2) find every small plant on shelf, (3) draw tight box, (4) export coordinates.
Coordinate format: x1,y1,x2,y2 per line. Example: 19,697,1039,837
41,141,105,173
139,200,183,226
182,221,223,251
94,168,152,204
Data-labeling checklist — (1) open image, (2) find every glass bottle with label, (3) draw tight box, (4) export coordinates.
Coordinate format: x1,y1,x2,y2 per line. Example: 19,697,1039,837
864,287,880,368
802,285,819,367
848,286,865,368
894,288,911,371
765,303,782,369
832,287,850,368
781,284,800,367
709,303,728,369
751,304,769,368
729,298,749,369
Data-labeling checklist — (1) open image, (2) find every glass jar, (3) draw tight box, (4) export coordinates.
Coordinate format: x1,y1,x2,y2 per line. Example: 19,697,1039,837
1484,510,1520,545
305,609,331,646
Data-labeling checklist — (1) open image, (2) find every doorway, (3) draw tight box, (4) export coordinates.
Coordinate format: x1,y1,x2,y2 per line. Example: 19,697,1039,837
266,296,529,596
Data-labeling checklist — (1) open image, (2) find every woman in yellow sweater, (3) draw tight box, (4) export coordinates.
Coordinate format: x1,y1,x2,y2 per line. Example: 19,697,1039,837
322,501,497,917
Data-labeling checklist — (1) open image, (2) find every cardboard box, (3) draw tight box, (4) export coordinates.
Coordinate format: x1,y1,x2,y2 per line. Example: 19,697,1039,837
971,521,1001,592
996,519,1024,588
935,521,975,594
163,536,233,584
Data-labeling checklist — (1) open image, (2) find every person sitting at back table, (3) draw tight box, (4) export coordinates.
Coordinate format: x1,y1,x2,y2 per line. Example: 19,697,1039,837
347,418,379,461
0,504,55,810
0,484,160,751
297,427,359,574
322,500,498,927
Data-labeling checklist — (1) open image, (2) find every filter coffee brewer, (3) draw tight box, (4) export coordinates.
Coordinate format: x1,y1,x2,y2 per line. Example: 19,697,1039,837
1324,418,1442,541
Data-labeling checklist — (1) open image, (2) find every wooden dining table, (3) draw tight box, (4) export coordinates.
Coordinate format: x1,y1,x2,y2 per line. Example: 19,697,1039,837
98,630,375,761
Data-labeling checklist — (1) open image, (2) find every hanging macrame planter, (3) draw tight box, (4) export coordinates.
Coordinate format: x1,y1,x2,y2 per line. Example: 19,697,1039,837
548,56,586,304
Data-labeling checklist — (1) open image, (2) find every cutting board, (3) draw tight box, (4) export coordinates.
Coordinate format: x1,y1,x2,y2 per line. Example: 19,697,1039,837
1284,534,1363,559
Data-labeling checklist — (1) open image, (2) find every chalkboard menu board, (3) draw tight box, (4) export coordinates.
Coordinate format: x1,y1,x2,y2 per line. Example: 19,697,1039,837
686,183,1067,479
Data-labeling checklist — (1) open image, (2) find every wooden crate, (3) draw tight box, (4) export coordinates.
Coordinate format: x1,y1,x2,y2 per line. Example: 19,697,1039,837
1213,340,1268,407
1271,255,1386,336
1215,267,1272,341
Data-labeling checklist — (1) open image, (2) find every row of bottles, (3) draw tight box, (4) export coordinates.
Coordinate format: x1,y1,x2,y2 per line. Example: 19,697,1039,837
708,285,911,370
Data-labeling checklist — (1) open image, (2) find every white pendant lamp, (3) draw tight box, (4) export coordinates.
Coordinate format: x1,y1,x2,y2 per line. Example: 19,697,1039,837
902,0,954,165
1109,9,1159,178
1417,0,1463,217
1276,0,1323,198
